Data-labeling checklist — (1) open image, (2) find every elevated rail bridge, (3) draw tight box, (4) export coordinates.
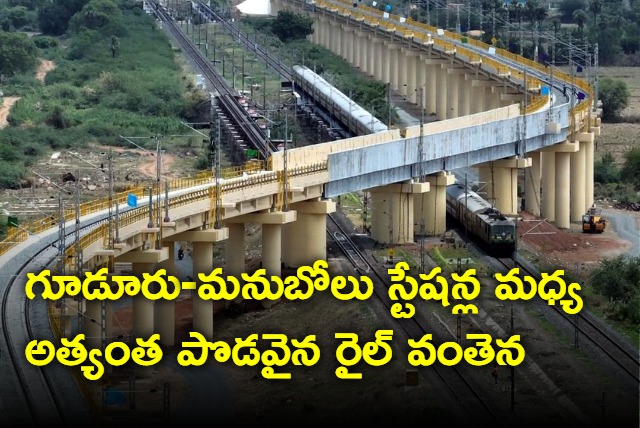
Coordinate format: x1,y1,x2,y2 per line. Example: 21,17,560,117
0,0,601,421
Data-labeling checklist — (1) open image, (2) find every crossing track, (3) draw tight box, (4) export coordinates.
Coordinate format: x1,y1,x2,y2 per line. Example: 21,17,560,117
149,1,277,158
495,257,640,383
326,213,502,426
194,2,294,82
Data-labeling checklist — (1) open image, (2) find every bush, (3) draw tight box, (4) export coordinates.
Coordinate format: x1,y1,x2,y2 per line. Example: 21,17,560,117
620,147,640,190
590,255,640,323
594,152,620,184
271,11,313,42
599,77,630,121
33,35,58,48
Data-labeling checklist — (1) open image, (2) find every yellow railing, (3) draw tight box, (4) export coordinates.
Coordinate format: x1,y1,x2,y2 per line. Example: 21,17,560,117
315,0,593,117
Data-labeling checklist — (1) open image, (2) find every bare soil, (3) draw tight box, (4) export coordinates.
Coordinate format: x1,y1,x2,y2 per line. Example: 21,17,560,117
0,97,20,129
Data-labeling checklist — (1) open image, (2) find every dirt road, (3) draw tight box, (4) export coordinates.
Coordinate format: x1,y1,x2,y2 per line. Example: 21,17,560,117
0,97,20,129
0,59,56,129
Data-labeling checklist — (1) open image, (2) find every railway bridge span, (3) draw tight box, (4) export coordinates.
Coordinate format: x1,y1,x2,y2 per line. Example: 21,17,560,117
0,0,600,372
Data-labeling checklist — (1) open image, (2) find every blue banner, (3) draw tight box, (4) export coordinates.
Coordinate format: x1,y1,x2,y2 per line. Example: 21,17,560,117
127,193,137,208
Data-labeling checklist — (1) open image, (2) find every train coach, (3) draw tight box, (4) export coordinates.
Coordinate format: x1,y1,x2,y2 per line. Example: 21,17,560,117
291,65,388,136
445,183,517,256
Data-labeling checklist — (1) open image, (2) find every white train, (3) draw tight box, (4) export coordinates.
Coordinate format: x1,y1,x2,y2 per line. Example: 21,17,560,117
292,65,388,136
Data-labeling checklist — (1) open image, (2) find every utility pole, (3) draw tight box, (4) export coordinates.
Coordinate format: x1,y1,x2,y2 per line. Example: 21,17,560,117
57,194,65,275
155,134,163,250
74,170,82,276
283,108,289,212
417,86,426,274
510,306,516,412
387,82,391,127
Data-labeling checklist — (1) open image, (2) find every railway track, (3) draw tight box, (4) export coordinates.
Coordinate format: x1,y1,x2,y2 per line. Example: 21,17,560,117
189,2,352,140
150,2,277,158
0,217,113,426
194,2,294,82
495,257,640,383
326,213,502,426
1,246,66,426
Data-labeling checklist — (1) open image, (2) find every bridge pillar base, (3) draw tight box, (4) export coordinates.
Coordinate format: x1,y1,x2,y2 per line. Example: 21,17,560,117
524,151,541,217
368,182,429,245
282,200,336,268
415,172,453,236
478,158,531,215
570,142,586,223
154,244,176,346
192,241,214,341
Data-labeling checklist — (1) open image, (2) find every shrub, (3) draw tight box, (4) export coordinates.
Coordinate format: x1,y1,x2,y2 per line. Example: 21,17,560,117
599,77,630,121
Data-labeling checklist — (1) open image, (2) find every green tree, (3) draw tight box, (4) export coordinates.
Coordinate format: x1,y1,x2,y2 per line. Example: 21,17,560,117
559,0,585,22
594,152,620,184
68,0,121,32
599,77,629,120
271,11,313,42
8,6,30,29
0,31,37,76
572,9,588,38
37,3,71,35
590,255,640,323
589,0,602,24
620,148,640,190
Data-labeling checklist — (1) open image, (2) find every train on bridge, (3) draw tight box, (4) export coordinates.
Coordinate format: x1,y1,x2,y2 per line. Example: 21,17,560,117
292,65,389,136
445,183,517,256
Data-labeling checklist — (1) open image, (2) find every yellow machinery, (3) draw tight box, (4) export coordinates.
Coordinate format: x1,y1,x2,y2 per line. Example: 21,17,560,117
582,206,607,233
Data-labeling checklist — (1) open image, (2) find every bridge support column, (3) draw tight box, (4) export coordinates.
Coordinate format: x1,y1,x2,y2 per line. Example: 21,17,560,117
416,57,427,112
478,157,531,215
320,18,330,48
555,152,571,229
282,199,336,268
435,65,447,120
459,76,470,116
227,209,296,278
415,172,454,236
169,228,228,340
84,299,103,350
471,84,484,113
390,47,400,91
225,223,245,277
524,151,541,216
425,62,437,115
374,40,384,80
115,248,169,346
368,37,378,77
541,142,579,228
570,142,586,223
131,262,155,341
404,52,418,102
359,32,368,71
577,131,595,211
541,151,556,222
382,44,391,84
192,242,214,339
311,21,320,44
367,182,429,244
446,70,459,119
341,25,350,61
484,86,497,110
343,29,353,64
154,244,177,346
